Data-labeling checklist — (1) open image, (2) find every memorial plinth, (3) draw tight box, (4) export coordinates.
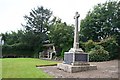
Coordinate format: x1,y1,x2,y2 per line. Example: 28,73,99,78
57,12,97,73
64,52,88,64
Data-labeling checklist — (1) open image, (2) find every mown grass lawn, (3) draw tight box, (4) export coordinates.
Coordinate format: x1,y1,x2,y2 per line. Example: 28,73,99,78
2,58,58,78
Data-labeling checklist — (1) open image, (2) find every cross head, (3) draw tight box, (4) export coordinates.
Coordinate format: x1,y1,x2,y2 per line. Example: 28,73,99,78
74,12,80,19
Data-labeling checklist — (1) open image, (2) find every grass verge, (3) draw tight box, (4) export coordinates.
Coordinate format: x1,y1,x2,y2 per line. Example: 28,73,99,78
2,58,58,78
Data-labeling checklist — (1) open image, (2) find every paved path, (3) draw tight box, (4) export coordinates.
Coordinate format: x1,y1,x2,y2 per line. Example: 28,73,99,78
38,60,119,78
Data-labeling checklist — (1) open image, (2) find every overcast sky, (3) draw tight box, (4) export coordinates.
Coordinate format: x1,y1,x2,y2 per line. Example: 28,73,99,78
0,0,117,33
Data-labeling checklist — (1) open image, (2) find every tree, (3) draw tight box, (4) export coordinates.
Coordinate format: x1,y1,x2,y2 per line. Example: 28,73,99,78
80,1,120,42
1,30,24,45
22,6,53,53
49,18,74,56
22,6,52,34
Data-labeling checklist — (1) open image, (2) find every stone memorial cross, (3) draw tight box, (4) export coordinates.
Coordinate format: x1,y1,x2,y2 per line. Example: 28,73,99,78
57,12,97,73
69,12,83,52
73,12,80,49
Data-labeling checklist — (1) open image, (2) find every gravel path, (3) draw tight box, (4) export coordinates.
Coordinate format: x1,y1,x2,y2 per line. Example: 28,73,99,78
37,60,119,78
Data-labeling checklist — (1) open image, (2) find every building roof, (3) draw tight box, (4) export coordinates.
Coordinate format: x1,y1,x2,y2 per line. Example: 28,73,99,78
43,43,54,47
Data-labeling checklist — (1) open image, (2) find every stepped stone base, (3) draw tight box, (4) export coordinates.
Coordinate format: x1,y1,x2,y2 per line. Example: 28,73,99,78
57,63,97,73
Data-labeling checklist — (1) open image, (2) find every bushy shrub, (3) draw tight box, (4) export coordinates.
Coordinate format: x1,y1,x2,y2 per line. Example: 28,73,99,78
84,40,96,52
89,45,110,62
98,37,119,59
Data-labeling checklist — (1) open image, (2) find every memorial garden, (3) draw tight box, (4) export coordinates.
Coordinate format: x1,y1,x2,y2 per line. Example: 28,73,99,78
0,0,119,79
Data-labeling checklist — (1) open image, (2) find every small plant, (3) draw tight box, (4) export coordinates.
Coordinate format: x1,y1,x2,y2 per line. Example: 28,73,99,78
60,49,64,58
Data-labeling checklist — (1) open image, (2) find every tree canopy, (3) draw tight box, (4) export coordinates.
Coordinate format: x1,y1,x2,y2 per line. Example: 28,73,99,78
80,1,120,60
48,18,74,55
22,6,52,34
1,6,74,57
21,6,54,53
1,1,120,59
80,1,120,42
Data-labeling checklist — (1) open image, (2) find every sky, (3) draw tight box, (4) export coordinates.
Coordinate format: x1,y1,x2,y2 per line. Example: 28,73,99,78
0,0,117,33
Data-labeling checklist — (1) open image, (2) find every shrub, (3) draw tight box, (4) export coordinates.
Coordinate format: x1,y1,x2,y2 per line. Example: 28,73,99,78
84,40,96,52
89,45,110,62
98,37,120,59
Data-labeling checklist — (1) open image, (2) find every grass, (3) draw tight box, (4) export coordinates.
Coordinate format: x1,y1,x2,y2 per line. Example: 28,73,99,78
0,59,2,79
2,58,58,78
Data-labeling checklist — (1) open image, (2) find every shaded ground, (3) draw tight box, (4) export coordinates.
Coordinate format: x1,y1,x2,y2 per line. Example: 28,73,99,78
38,60,119,78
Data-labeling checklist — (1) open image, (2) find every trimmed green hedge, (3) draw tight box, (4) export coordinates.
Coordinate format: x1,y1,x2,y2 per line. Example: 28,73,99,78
2,43,34,57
